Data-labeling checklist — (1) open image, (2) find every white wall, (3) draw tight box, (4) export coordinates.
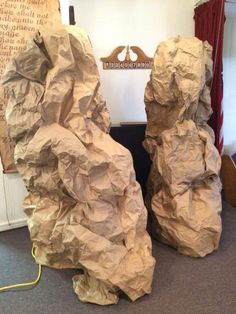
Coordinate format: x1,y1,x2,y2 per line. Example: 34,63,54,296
70,0,195,123
223,3,236,154
59,0,69,24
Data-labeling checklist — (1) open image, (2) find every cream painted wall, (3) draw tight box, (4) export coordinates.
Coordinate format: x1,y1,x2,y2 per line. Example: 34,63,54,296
223,3,236,154
60,0,69,24
0,0,195,231
69,0,195,123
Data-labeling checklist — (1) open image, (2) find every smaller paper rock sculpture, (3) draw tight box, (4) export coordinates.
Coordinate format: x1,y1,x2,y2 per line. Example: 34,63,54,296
144,37,222,257
2,26,155,305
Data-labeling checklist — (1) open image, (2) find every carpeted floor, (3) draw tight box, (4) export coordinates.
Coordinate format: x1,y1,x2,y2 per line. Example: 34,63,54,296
0,201,235,314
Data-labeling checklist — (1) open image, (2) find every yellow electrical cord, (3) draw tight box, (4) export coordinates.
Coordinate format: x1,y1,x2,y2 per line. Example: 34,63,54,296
0,243,42,292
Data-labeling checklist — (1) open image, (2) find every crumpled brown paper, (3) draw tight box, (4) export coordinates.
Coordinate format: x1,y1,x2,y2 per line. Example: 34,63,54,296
144,37,222,257
2,26,155,304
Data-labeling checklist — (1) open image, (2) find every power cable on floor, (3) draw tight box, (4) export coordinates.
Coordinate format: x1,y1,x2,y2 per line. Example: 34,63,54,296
0,243,42,292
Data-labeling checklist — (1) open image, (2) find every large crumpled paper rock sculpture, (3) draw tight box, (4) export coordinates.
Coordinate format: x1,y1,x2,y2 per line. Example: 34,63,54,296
143,37,222,257
2,26,155,305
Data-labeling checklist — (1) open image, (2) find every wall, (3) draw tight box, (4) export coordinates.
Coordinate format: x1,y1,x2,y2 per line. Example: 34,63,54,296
0,0,195,231
70,0,195,123
60,0,69,24
194,0,209,6
223,3,236,154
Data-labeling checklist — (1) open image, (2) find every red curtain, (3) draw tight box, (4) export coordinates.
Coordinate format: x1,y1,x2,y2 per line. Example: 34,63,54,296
194,0,225,154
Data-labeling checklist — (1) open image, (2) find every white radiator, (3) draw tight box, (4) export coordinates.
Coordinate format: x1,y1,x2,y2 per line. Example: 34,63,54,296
0,163,27,232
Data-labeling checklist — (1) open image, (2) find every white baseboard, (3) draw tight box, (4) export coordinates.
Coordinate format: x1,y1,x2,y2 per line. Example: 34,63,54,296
0,218,27,232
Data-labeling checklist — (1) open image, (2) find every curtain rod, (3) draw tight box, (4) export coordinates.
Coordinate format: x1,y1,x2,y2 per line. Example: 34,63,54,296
195,0,236,7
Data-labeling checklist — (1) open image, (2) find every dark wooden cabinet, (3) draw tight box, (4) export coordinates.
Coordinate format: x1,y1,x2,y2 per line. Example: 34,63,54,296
110,123,151,197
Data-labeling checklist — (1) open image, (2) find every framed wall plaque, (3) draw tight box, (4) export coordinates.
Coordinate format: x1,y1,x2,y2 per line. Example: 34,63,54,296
101,46,153,70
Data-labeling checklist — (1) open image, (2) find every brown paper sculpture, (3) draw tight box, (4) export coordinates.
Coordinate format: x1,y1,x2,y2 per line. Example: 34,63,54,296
144,37,222,258
2,26,155,305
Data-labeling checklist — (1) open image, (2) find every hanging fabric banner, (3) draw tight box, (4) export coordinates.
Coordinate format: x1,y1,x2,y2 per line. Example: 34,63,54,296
194,0,225,154
0,0,61,173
